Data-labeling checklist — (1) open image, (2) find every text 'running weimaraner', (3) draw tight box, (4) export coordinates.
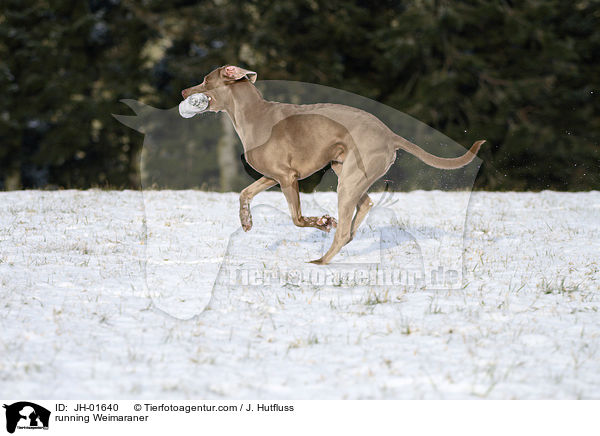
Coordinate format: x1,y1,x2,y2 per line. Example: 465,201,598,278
181,65,485,265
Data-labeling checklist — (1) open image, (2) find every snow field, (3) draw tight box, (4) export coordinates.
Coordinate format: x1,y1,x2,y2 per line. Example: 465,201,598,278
0,190,598,398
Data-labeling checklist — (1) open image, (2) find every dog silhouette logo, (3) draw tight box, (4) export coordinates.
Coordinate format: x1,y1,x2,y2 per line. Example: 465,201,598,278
3,402,50,433
114,79,481,319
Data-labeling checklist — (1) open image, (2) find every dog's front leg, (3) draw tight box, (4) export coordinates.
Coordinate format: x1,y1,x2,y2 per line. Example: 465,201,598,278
239,177,277,231
280,177,337,232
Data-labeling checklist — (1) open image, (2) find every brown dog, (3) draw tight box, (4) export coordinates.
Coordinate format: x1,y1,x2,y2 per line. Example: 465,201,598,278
182,65,485,264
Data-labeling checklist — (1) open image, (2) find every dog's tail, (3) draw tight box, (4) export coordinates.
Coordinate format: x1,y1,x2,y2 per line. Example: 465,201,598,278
395,137,485,170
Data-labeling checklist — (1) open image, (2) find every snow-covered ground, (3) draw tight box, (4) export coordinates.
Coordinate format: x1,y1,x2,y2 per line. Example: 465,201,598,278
0,190,598,399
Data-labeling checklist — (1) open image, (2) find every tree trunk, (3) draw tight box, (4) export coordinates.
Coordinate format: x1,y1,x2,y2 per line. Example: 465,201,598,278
217,115,239,192
4,165,22,190
129,141,142,189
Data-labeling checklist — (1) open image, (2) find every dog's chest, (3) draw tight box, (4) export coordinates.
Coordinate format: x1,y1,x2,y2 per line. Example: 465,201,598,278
244,147,276,178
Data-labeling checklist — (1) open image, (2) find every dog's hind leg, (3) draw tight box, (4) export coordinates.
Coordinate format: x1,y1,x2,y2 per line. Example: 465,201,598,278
313,149,393,264
350,193,374,240
240,176,277,231
311,168,373,264
331,162,373,242
309,185,365,265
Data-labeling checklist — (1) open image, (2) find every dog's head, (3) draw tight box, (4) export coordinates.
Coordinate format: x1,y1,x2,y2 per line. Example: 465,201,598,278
181,65,257,112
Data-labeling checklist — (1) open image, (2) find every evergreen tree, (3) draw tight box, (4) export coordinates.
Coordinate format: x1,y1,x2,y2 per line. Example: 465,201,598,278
1,0,152,188
1,0,598,190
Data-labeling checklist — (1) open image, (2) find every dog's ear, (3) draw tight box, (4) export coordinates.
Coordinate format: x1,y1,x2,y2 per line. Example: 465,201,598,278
222,65,257,83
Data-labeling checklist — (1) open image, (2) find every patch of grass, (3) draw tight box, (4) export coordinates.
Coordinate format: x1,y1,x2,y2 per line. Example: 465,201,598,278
539,278,581,295
427,296,444,314
365,290,390,306
287,333,320,351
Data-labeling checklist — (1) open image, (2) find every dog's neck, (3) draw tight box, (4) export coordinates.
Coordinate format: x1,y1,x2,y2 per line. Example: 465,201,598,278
222,81,270,150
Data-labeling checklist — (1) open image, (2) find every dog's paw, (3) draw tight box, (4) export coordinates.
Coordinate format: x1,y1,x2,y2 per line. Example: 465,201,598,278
316,215,337,232
241,216,253,232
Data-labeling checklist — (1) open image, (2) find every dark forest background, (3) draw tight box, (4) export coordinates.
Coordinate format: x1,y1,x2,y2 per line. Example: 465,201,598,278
1,0,598,191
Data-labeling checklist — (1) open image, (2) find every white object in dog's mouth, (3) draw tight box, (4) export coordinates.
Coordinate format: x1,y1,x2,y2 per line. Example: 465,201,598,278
179,93,210,118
